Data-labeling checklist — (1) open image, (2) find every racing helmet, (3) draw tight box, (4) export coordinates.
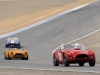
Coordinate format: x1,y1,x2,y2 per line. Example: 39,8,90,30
74,43,80,49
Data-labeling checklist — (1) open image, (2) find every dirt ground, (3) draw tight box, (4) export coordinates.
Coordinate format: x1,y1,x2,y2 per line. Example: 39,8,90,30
0,68,100,75
0,0,93,35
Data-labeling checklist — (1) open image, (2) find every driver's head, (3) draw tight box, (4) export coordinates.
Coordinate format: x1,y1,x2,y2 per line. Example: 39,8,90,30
74,43,80,48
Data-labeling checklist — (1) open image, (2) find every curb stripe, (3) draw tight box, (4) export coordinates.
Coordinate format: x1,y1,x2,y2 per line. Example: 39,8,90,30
0,0,97,39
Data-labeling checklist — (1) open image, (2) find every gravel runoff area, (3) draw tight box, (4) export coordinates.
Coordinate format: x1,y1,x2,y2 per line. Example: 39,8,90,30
0,68,100,75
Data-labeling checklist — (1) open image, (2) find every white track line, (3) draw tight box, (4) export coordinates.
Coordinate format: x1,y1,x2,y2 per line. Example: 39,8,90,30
48,8,63,14
0,0,99,73
0,8,62,34
34,16,45,20
0,66,100,73
0,0,97,39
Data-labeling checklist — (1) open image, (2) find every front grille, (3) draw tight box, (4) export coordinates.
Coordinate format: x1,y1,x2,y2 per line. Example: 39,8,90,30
15,53,23,56
76,54,88,58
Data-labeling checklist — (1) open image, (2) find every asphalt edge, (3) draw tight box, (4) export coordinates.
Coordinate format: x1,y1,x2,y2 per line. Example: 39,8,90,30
0,0,99,73
0,66,100,73
52,0,98,55
0,0,97,39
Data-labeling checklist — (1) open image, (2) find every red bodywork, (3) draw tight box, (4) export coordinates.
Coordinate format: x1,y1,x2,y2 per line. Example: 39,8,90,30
53,48,95,64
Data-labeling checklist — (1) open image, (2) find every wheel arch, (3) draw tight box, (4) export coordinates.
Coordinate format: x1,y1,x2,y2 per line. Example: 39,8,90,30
4,50,9,58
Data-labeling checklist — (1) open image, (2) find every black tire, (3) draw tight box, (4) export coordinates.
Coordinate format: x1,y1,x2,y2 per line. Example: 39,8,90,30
4,55,7,59
78,62,84,66
89,57,95,66
8,54,11,60
21,58,25,60
63,54,70,66
25,56,28,60
4,52,7,59
53,54,59,66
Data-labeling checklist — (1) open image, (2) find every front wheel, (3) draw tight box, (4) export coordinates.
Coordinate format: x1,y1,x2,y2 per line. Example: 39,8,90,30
53,54,59,66
78,62,84,66
63,54,70,66
89,58,95,66
4,55,7,59
8,54,11,60
4,52,7,59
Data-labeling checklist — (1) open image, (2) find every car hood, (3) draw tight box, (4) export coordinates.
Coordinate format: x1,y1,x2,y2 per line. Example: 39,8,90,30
72,50,88,56
10,50,24,53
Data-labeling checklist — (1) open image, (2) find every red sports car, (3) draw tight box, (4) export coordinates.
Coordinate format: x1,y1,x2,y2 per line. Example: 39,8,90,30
52,43,95,66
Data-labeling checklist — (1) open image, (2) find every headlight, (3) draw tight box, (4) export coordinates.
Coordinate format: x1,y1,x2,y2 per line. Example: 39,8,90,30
89,51,94,58
67,51,73,57
25,52,27,55
89,51,94,55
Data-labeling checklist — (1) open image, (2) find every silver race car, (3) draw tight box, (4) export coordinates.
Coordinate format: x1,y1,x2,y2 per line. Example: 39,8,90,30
5,37,20,48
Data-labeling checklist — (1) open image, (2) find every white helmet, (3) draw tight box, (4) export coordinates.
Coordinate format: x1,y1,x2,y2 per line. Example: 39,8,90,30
74,43,80,49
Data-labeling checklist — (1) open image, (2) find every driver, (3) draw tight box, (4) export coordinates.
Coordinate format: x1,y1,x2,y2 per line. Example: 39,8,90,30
73,43,80,49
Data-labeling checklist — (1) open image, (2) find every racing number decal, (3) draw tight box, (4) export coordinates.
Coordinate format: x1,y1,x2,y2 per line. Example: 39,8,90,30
58,52,63,61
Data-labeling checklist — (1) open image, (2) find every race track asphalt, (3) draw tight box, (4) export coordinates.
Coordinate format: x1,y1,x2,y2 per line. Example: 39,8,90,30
0,0,100,73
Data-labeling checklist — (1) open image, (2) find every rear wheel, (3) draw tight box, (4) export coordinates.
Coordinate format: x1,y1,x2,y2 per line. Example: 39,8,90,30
78,62,84,66
63,54,70,66
8,54,11,60
53,54,59,66
89,57,95,66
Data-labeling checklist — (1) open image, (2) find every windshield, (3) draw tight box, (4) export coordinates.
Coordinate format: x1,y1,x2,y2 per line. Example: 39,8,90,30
7,37,19,42
9,46,24,50
72,43,86,50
